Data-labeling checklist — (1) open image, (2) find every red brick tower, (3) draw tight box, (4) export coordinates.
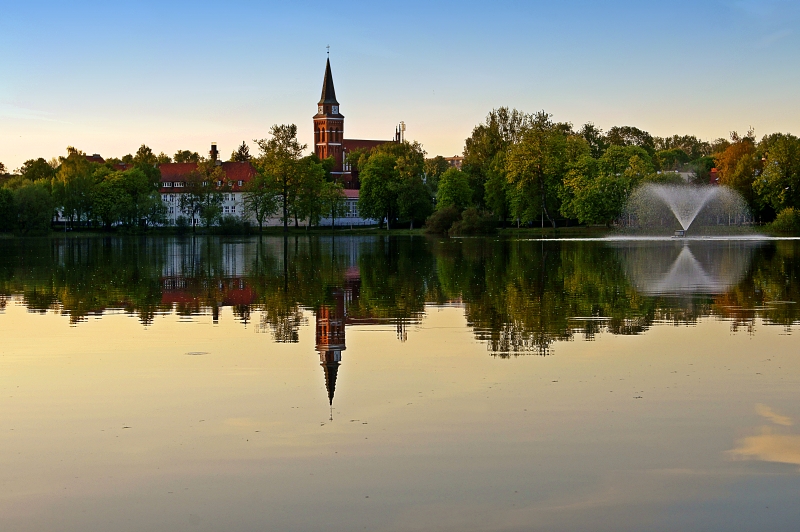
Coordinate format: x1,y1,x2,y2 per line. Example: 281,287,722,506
313,58,344,172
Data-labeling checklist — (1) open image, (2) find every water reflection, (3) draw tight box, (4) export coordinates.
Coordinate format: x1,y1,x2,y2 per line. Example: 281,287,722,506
613,240,759,295
1,236,798,361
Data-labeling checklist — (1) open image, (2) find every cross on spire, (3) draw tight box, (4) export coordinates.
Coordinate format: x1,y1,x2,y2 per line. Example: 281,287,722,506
326,45,330,57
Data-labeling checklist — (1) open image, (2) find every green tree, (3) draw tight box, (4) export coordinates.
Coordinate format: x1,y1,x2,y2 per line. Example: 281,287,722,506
293,155,327,227
254,124,306,232
0,188,14,232
424,156,451,194
606,126,655,156
436,168,472,210
321,181,348,228
358,152,398,229
174,150,201,163
53,147,95,228
243,173,280,232
506,111,570,227
19,158,56,182
133,145,158,166
156,152,172,164
230,142,252,162
13,181,54,235
463,107,529,210
754,133,800,213
179,161,225,230
579,123,609,159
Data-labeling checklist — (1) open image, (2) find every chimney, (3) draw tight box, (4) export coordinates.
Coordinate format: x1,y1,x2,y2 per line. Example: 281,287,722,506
210,142,218,163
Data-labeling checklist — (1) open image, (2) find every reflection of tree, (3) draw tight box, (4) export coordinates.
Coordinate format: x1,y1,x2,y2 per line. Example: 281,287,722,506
1,236,799,354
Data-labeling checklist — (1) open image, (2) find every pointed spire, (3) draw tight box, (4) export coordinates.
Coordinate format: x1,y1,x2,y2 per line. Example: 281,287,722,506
319,58,339,105
321,357,340,405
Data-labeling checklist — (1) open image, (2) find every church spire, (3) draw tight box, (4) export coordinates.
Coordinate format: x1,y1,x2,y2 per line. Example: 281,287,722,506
319,58,339,105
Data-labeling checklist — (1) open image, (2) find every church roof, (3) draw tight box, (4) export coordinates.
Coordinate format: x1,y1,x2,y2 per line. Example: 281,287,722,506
319,58,339,105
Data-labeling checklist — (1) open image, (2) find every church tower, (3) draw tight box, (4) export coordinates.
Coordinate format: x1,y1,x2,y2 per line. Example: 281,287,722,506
313,58,344,172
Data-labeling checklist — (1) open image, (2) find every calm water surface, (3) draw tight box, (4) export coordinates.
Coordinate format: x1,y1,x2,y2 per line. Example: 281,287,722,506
1,235,799,531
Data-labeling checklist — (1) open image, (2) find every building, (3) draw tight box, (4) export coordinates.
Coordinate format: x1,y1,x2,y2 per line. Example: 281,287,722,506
313,57,402,190
444,155,463,169
158,146,257,226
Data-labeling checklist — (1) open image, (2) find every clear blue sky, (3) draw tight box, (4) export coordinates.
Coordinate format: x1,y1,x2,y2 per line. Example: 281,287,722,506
1,0,798,169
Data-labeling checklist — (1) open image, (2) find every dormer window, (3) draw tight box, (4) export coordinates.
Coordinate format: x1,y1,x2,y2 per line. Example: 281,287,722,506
237,180,243,187
164,182,172,188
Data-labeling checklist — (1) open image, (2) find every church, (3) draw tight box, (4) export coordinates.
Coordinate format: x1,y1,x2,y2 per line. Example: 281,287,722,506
313,57,403,190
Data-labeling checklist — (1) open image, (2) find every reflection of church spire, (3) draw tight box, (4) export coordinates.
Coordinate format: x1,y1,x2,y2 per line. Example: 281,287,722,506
320,355,340,406
315,288,346,410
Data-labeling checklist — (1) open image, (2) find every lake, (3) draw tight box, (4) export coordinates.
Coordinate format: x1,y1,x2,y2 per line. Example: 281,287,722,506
1,235,799,531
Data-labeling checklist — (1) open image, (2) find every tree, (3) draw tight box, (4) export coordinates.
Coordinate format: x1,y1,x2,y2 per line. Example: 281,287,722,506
321,181,348,228
0,162,5,174
293,155,327,227
174,150,201,163
358,152,398,229
156,152,172,164
133,145,158,167
178,161,225,230
424,156,450,194
230,142,252,162
436,168,472,210
0,188,13,232
506,111,569,227
19,158,56,182
715,131,759,210
92,171,130,229
53,147,95,228
463,107,530,209
13,181,54,235
606,126,655,156
254,124,307,232
754,133,800,213
579,123,608,159
243,173,280,232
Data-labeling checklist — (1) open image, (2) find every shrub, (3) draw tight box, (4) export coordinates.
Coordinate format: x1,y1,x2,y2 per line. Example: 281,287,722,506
175,215,190,234
219,215,250,235
769,208,800,234
448,208,496,236
424,206,461,234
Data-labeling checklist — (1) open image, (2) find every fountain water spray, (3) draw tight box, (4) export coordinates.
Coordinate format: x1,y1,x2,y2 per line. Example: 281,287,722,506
621,183,751,235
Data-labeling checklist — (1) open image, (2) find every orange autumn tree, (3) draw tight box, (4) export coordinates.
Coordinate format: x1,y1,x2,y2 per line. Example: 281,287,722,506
715,129,761,209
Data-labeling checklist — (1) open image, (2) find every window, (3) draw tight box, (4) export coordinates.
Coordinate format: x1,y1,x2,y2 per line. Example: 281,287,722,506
202,181,208,187
231,205,235,213
217,180,222,187
174,182,184,188
237,180,243,187
224,206,230,214
164,182,172,188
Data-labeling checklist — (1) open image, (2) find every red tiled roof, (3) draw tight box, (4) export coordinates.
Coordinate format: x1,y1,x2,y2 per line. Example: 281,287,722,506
343,139,392,152
86,154,105,164
158,161,256,192
343,189,359,199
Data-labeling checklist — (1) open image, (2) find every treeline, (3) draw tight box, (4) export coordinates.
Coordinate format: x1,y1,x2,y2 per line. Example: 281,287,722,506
417,109,800,234
2,236,799,354
4,110,799,235
0,128,349,235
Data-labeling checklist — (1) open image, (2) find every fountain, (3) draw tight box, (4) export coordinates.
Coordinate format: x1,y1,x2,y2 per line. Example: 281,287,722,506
620,183,752,236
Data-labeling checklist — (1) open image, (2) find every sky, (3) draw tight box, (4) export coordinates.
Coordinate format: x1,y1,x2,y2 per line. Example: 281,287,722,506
1,0,799,170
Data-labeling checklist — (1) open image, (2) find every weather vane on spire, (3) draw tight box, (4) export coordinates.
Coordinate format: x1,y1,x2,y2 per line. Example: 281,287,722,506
326,45,330,57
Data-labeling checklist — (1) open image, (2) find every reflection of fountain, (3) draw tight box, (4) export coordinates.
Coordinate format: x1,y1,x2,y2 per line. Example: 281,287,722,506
622,184,751,235
612,240,760,295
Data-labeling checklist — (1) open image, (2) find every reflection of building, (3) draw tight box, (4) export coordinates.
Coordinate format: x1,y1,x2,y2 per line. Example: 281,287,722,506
315,288,346,406
313,266,412,409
